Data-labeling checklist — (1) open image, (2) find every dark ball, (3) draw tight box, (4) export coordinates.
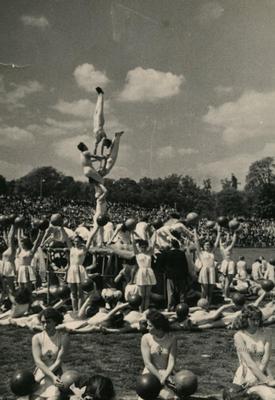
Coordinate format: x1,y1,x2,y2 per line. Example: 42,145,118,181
231,292,246,307
128,293,142,309
205,220,216,229
228,219,240,231
174,369,198,397
124,218,137,231
136,374,161,400
96,214,109,227
10,370,36,396
14,216,25,228
61,370,81,390
261,280,275,292
50,213,63,227
176,303,189,321
58,284,71,300
217,216,229,228
186,212,199,225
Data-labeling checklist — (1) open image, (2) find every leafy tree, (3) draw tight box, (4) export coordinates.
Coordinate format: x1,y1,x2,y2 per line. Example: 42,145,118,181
221,177,232,190
0,175,7,195
216,188,246,217
245,157,275,191
15,167,66,197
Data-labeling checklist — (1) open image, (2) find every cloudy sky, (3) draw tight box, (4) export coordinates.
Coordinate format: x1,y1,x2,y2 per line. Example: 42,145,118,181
1,0,275,190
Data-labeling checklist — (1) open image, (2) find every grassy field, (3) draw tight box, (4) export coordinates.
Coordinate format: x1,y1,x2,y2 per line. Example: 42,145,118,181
0,326,238,399
1,248,275,399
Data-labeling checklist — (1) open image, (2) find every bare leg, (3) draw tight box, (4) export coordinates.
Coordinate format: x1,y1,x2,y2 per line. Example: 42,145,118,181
201,284,207,299
139,286,146,312
208,284,214,304
144,286,152,310
102,131,124,176
70,283,78,312
93,87,106,154
224,275,234,298
77,284,84,311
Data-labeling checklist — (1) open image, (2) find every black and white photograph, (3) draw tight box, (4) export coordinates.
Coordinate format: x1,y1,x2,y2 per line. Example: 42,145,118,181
1,1,275,399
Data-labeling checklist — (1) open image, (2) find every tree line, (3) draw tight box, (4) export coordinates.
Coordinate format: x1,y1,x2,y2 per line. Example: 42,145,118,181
0,156,274,218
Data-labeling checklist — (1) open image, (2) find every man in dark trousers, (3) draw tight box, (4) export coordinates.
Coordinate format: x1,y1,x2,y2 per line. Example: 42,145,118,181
160,239,190,311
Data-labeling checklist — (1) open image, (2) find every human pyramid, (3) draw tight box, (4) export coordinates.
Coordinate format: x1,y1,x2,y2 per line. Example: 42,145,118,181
1,88,275,400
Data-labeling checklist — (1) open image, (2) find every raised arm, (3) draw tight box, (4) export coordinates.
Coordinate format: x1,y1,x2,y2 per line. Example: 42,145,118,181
6,224,16,251
252,290,267,307
107,224,123,245
227,232,237,251
17,227,25,250
130,233,139,255
104,301,129,319
213,225,221,251
2,227,8,246
193,228,201,254
85,225,100,250
31,230,45,255
40,226,55,247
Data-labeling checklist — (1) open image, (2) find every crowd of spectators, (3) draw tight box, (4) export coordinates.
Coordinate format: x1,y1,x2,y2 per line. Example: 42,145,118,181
0,195,275,247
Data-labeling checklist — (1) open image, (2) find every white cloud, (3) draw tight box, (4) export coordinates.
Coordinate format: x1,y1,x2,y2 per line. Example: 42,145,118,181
203,90,275,144
178,147,199,156
197,2,224,25
27,118,89,137
21,15,50,29
74,64,109,92
119,67,185,102
196,142,275,189
52,99,95,118
157,145,198,159
0,126,34,146
0,159,33,180
214,85,233,96
157,145,174,159
55,134,89,161
0,78,43,109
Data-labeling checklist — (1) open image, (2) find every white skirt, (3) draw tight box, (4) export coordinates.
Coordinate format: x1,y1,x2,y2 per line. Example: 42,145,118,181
135,267,156,286
2,261,16,277
220,259,235,276
17,265,36,283
67,265,87,284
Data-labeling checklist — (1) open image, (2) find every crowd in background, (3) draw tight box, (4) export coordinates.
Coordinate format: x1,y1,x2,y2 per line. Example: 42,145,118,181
1,195,275,247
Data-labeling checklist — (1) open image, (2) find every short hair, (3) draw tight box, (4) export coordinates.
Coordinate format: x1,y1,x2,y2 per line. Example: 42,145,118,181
136,239,149,248
233,304,263,330
169,212,180,219
21,237,33,250
239,256,245,261
171,239,180,249
102,138,112,148
146,309,170,332
203,240,214,249
77,142,88,152
38,307,64,325
74,234,85,243
81,374,115,400
14,287,32,304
